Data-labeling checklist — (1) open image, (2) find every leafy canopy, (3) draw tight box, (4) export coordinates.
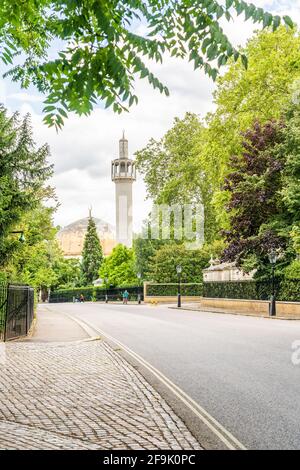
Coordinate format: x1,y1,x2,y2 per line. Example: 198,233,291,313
81,216,104,285
135,112,218,242
0,107,53,265
0,0,292,128
222,112,299,276
99,244,137,287
146,241,223,283
2,204,62,296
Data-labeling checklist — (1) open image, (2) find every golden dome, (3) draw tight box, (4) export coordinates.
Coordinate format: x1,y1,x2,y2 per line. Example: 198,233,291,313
57,217,116,258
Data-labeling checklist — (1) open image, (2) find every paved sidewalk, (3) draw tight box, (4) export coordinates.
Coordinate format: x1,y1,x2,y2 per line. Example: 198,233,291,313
0,307,201,450
171,303,300,320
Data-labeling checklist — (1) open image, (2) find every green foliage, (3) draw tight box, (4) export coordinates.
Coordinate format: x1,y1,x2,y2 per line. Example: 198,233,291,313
81,217,104,285
99,244,137,287
133,234,172,280
0,1,291,128
136,29,300,243
279,107,300,225
203,279,299,302
53,258,82,289
204,26,300,228
5,205,62,294
222,103,300,276
146,283,203,297
135,29,300,275
50,286,95,302
279,279,300,301
284,260,300,280
146,241,223,283
135,113,218,242
0,106,53,265
291,225,300,255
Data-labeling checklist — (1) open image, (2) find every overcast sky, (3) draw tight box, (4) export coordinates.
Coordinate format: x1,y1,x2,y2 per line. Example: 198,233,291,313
1,1,299,232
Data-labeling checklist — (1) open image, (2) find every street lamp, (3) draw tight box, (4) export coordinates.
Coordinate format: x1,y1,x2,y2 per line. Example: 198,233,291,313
137,272,142,305
104,277,108,303
10,231,25,243
176,265,182,308
268,250,278,316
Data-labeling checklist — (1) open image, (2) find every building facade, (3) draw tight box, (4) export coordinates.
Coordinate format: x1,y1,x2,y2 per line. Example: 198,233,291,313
57,217,116,258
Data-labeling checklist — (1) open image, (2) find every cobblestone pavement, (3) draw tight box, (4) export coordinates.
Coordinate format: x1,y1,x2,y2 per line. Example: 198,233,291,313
0,338,201,450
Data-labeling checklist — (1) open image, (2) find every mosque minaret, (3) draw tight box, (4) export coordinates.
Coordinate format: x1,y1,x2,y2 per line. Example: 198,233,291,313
111,132,136,247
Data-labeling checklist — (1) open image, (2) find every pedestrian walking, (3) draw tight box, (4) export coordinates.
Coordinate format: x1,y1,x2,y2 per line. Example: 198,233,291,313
122,290,129,305
79,293,85,303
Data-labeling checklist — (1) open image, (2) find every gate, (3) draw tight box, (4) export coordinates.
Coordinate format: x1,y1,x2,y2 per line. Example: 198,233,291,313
0,283,34,341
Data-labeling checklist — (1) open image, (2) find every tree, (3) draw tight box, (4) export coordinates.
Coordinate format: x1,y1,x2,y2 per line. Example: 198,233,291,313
133,235,168,280
53,258,82,289
147,241,223,283
280,107,300,227
135,113,218,242
0,106,53,266
99,244,137,287
201,26,300,229
0,1,291,128
5,204,62,299
81,216,104,285
221,117,298,276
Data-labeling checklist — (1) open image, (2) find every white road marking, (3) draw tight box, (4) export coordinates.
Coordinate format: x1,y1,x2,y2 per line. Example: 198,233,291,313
45,305,247,450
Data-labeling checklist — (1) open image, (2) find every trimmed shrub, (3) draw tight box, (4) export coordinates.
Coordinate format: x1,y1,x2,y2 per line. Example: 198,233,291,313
146,283,203,297
279,279,300,302
203,279,299,302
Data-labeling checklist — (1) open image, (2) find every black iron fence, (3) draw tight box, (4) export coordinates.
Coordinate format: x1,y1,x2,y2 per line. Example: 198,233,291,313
0,283,35,341
49,285,143,303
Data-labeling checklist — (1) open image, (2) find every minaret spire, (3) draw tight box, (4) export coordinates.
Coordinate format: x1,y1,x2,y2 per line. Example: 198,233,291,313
119,130,128,159
111,133,136,247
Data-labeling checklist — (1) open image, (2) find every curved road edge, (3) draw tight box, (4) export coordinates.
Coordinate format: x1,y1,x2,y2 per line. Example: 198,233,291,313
47,305,247,451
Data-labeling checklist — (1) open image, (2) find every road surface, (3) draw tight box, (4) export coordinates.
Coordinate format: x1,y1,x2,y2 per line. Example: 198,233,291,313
43,302,300,450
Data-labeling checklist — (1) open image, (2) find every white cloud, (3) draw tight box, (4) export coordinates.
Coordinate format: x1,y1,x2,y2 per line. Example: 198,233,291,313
7,92,43,103
3,0,299,234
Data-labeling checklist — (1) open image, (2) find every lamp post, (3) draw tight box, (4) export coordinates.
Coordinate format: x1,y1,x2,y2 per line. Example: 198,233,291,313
104,277,108,303
10,231,25,243
268,250,278,317
176,265,182,308
137,272,142,305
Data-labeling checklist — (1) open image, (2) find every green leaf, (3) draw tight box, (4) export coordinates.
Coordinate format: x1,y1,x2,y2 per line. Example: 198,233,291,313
263,13,273,29
241,54,248,70
283,16,294,29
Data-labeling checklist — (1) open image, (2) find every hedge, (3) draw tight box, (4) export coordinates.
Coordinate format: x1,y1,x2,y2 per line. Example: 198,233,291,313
49,285,142,303
279,279,300,302
203,279,299,302
146,283,203,297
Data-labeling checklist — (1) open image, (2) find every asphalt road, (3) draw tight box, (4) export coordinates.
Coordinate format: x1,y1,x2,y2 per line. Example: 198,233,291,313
45,302,300,450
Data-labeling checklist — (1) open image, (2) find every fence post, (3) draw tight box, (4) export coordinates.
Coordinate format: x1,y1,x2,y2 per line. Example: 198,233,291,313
3,284,9,342
26,287,30,334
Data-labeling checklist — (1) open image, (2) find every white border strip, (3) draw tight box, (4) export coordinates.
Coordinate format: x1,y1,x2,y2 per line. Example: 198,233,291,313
59,310,247,450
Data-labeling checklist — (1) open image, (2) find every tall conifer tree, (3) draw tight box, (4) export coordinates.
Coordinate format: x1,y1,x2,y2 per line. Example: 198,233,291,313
81,216,103,285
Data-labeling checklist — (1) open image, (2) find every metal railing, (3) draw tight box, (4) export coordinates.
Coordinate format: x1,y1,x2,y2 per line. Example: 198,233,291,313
0,283,34,341
49,286,144,303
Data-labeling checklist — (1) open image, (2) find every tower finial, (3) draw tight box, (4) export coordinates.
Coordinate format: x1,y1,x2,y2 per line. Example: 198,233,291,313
88,206,92,218
122,129,125,140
